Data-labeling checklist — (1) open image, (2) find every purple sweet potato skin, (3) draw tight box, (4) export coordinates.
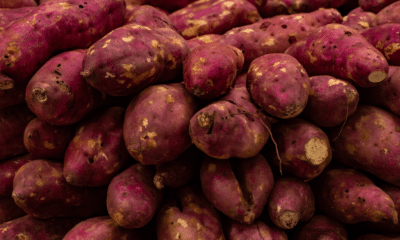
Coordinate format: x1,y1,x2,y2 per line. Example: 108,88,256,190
0,154,33,197
223,218,288,240
82,24,189,96
361,23,400,66
342,9,376,31
310,166,398,224
25,49,103,126
200,154,274,224
183,42,244,99
107,163,164,229
0,7,35,31
186,34,222,51
372,1,400,26
300,75,359,128
146,0,196,12
328,105,400,187
356,234,400,240
23,118,75,159
285,23,389,87
0,0,126,89
219,8,343,69
63,216,139,240
0,0,37,8
264,118,332,180
123,83,198,165
156,185,225,240
0,215,83,240
0,197,27,224
247,53,310,119
153,145,203,189
123,5,173,29
0,83,29,109
293,215,348,240
63,106,129,187
0,105,35,161
267,176,315,229
359,0,398,13
12,159,108,219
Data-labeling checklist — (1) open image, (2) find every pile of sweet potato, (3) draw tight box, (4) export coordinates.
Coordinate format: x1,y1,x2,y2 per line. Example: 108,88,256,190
3,0,400,239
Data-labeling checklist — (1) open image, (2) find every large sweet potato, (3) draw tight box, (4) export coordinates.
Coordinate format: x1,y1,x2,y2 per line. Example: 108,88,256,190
285,23,389,87
12,159,108,219
372,1,400,26
200,154,274,224
63,107,129,187
0,154,33,197
342,7,376,31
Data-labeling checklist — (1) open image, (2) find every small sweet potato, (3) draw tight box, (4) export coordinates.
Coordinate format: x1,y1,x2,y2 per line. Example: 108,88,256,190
25,49,104,126
0,197,27,224
186,34,222,51
63,216,139,240
0,215,83,240
310,166,398,224
156,185,225,240
359,0,397,13
123,83,199,165
247,53,310,119
361,23,400,66
124,5,173,29
107,163,164,229
153,145,203,189
223,218,288,240
292,215,348,240
342,8,376,31
219,8,343,69
81,24,189,96
183,42,244,99
23,118,75,160
267,176,315,230
300,75,359,128
327,104,400,187
200,154,274,224
0,154,33,197
12,159,108,219
372,1,400,26
0,0,37,8
0,104,35,161
285,23,389,87
169,0,260,40
63,106,129,187
263,118,332,180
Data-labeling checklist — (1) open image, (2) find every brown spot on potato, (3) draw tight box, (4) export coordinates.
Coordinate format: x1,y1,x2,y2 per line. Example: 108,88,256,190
36,178,45,187
43,141,55,149
304,137,329,165
33,88,47,102
166,94,175,103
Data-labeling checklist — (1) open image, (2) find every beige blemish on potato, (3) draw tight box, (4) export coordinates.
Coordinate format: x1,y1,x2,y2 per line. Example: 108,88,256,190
262,38,276,47
192,57,206,74
166,94,175,103
304,137,329,165
157,86,167,92
122,36,135,42
181,20,208,38
59,2,72,9
328,79,346,87
87,139,97,148
36,178,45,187
152,40,159,49
142,117,149,128
376,41,385,50
177,218,188,228
223,1,235,8
345,143,357,155
384,43,400,59
131,25,151,31
102,39,112,48
306,51,317,64
358,21,369,28
175,232,181,239
219,10,231,18
43,141,55,149
167,53,177,69
280,68,287,73
273,62,280,67
105,72,116,78
198,35,215,43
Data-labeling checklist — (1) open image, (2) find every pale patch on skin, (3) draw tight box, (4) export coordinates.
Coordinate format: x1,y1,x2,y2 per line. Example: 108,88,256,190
59,2,72,9
273,62,280,67
166,94,175,103
223,1,235,8
262,38,276,46
219,10,231,18
280,68,287,73
36,178,45,187
102,39,112,48
304,137,329,165
167,53,177,69
43,141,55,149
177,218,188,228
131,25,151,30
358,21,369,28
181,20,208,38
105,72,115,78
192,57,206,74
384,43,400,59
307,50,317,64
328,79,347,87
142,117,149,128
197,35,216,43
122,36,134,42
175,232,181,239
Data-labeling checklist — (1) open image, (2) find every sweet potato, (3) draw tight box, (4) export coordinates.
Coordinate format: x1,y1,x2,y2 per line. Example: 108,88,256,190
183,42,244,99
0,215,83,240
0,7,35,31
0,154,33,197
200,154,274,224
328,104,400,186
0,0,126,91
0,0,37,8
186,34,222,51
63,216,139,240
0,197,26,224
153,145,203,189
359,0,397,13
218,8,343,69
285,23,389,87
169,0,260,40
23,118,75,160
260,0,350,17
0,104,35,161
123,83,198,165
342,8,376,31
372,1,400,26
361,23,400,66
25,49,105,126
12,159,108,219
63,107,129,187
81,24,189,96
107,163,164,229
356,234,400,240
156,185,225,240
146,0,196,12
247,53,310,119
263,118,332,180
310,166,398,224
300,75,359,128
124,5,173,29
223,218,288,240
267,176,315,229
292,215,348,240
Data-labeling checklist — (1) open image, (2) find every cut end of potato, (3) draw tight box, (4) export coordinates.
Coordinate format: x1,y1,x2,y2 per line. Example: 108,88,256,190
278,210,299,229
32,88,48,103
304,137,329,166
368,70,387,83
